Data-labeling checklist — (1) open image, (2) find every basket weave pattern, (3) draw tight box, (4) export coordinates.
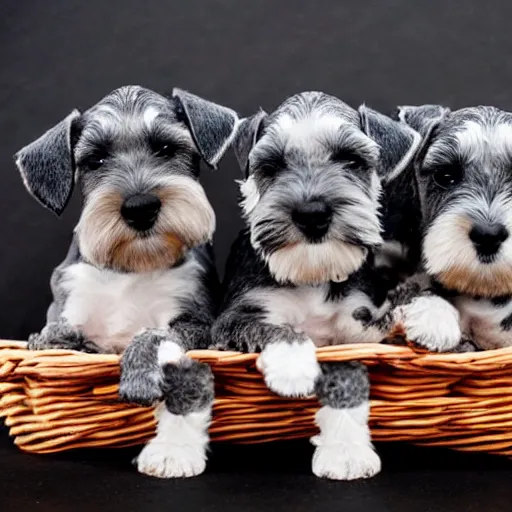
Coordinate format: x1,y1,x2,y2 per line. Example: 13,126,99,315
1,340,512,455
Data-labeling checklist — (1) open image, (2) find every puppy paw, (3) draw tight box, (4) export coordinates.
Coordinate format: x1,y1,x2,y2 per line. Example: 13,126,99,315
256,339,321,397
312,443,381,480
136,439,206,479
27,321,99,353
395,295,461,352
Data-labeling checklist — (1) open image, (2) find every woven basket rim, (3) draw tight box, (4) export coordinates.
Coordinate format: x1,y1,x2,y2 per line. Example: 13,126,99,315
3,339,512,368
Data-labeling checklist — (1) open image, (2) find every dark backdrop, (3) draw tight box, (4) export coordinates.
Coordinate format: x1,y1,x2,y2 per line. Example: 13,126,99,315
1,0,512,340
3,2,512,510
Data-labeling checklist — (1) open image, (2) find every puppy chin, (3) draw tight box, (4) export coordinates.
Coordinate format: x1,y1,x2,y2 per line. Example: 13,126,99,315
424,212,512,296
433,265,512,297
265,240,367,285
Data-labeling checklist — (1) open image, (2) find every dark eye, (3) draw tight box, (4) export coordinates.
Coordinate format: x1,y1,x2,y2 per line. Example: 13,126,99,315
259,165,280,178
332,150,367,170
84,156,105,171
432,165,463,189
154,143,177,159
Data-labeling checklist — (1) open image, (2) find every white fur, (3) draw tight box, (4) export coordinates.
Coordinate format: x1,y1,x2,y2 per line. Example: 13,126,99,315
456,296,512,349
266,111,378,161
454,121,512,166
311,403,381,480
143,107,160,128
157,340,185,365
137,404,211,478
60,257,201,353
370,170,383,204
238,176,260,216
208,111,241,168
248,287,389,347
395,295,461,352
256,340,321,397
382,126,421,183
264,240,367,285
423,196,512,296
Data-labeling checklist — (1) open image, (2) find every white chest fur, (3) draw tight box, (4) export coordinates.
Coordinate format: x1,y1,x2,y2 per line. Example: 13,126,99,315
455,296,512,349
247,286,387,346
60,259,200,353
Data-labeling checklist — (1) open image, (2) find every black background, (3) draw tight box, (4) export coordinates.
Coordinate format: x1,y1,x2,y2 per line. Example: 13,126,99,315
2,1,512,510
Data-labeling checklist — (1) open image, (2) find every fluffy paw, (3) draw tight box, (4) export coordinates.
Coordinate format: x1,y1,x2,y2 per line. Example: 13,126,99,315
27,321,99,353
256,339,321,397
395,295,461,352
136,440,206,479
312,443,381,481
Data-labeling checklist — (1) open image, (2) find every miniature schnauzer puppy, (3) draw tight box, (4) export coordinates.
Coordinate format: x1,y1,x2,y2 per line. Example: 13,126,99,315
212,92,421,480
14,85,239,478
388,104,512,352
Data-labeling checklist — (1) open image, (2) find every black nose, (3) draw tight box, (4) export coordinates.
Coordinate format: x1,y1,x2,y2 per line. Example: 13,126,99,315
121,193,161,231
469,222,509,256
292,201,332,240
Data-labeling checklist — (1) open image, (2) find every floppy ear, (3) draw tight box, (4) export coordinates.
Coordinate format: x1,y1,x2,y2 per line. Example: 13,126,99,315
172,88,239,169
14,110,81,216
396,104,450,137
359,105,421,183
233,109,267,177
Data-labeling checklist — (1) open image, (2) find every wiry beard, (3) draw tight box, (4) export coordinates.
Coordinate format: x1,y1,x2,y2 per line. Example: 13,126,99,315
423,210,512,297
76,177,215,273
264,240,368,285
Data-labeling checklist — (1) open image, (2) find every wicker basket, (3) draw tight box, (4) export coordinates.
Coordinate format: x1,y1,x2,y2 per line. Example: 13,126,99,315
1,339,512,455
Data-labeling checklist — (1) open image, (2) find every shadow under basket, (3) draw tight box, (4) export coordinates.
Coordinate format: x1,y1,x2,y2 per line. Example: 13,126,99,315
1,340,512,455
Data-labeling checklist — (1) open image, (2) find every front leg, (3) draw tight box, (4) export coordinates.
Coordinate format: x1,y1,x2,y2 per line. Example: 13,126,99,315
135,359,214,479
212,312,321,398
119,321,214,479
312,362,381,480
27,318,101,353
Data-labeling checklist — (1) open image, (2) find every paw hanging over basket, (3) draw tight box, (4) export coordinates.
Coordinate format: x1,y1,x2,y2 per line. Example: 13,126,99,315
1,340,512,455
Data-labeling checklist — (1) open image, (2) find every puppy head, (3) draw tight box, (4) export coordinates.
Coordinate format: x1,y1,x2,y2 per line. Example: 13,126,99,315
399,104,512,296
235,92,420,285
15,86,238,272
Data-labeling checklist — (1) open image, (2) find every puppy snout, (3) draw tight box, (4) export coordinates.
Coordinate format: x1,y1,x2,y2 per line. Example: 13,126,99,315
121,193,161,232
469,222,509,257
292,200,332,240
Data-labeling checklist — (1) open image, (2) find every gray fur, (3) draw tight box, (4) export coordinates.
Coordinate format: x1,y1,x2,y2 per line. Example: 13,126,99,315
46,236,82,322
389,104,512,350
15,110,80,215
27,317,101,353
233,110,266,174
163,359,214,415
15,85,236,430
214,93,418,372
173,88,239,168
397,104,450,137
212,314,309,353
119,329,169,406
315,362,369,409
359,105,420,181
232,92,419,267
